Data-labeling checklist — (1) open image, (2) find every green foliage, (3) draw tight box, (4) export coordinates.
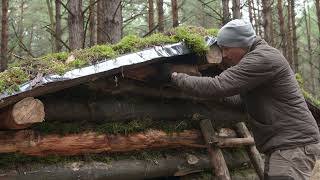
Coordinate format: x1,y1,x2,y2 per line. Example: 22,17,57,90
296,73,320,107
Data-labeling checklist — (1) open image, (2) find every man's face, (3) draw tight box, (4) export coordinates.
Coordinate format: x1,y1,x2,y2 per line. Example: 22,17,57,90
220,46,247,67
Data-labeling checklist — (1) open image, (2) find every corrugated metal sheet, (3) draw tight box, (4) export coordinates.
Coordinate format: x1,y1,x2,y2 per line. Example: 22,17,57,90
0,37,217,108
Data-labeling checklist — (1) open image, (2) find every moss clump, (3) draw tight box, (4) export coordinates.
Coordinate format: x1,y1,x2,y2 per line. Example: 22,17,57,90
0,67,30,94
296,73,320,107
32,117,199,136
1,26,219,94
174,26,210,55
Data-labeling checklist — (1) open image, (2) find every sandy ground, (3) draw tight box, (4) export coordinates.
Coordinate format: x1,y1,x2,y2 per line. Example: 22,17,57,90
311,160,320,180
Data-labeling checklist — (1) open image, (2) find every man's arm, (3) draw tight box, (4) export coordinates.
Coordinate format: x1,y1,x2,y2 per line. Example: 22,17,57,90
171,53,274,97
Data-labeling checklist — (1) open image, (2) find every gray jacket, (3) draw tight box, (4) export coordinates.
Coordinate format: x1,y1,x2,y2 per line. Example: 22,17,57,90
172,38,320,153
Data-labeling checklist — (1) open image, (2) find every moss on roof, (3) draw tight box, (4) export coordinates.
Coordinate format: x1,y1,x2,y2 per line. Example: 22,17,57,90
0,26,218,95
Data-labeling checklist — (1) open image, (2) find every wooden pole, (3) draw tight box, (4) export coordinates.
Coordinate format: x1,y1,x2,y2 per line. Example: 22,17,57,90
236,122,264,180
200,119,231,180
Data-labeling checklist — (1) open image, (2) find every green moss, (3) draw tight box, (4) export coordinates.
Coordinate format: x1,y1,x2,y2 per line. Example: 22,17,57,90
0,67,30,94
0,149,199,168
1,26,219,94
174,26,210,55
296,73,320,107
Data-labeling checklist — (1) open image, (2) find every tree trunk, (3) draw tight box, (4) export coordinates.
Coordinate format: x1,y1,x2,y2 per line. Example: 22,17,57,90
46,0,55,52
315,0,320,92
257,0,262,36
0,97,45,130
0,151,251,180
290,0,299,72
252,0,259,35
277,0,287,59
17,0,25,56
148,0,155,32
248,0,253,25
89,0,96,46
232,0,241,19
222,0,230,25
97,0,122,44
0,0,9,72
157,0,164,32
262,0,273,45
304,3,315,94
171,0,178,27
55,0,62,52
286,3,293,68
67,0,84,50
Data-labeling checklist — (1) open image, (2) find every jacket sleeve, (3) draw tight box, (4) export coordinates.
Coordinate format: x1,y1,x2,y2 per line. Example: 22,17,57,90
171,53,274,97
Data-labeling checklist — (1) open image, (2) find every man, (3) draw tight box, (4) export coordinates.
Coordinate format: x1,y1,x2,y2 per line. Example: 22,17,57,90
171,19,320,180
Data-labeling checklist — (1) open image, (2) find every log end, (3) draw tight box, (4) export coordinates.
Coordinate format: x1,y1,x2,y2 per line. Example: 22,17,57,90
12,97,45,125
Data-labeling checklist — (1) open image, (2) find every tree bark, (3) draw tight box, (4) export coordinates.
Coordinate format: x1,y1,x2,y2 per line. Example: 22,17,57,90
232,0,241,19
222,0,230,25
0,151,251,180
89,0,96,47
262,0,273,45
55,0,62,52
0,129,203,156
286,3,294,67
0,129,254,157
148,0,155,32
277,0,287,59
248,0,253,25
0,97,45,130
304,3,315,94
97,0,122,44
257,0,262,36
315,0,320,90
0,0,9,72
252,0,259,35
171,0,178,27
290,0,299,72
46,0,55,52
157,0,164,32
67,0,84,50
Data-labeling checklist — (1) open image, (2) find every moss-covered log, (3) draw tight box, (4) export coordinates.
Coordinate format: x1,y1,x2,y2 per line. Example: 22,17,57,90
0,129,254,156
0,97,45,129
0,151,250,180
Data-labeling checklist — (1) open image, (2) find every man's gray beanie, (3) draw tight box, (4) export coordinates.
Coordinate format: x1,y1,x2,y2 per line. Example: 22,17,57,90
217,19,256,47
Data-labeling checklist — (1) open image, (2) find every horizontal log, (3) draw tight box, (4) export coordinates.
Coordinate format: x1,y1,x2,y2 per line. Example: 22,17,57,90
0,129,204,156
0,151,251,180
0,129,253,157
42,97,246,127
0,97,45,130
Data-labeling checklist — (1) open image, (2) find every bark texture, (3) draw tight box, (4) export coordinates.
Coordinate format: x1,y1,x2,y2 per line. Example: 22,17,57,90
68,0,84,50
1,0,9,71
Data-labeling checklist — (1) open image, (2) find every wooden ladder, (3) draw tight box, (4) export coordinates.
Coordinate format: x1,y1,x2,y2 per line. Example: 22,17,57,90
199,119,264,180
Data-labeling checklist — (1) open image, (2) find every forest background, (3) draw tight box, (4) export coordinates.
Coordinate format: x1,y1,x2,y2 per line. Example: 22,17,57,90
0,0,319,98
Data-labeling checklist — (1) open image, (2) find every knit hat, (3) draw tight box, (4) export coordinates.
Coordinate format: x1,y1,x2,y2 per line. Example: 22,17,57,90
217,19,256,48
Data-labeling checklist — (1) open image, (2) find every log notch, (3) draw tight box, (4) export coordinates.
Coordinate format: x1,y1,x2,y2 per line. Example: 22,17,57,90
200,119,231,180
0,97,45,129
0,151,251,180
236,122,264,180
